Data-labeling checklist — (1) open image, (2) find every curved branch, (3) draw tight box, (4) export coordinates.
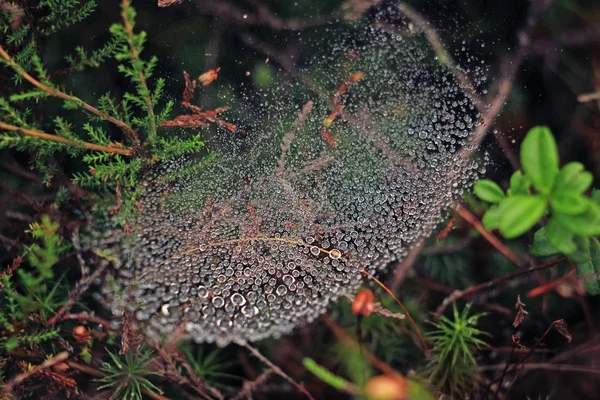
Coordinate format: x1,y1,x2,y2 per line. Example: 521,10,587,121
0,122,132,156
0,45,139,142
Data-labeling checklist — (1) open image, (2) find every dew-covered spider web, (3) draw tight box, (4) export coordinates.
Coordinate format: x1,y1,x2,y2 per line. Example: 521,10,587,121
103,8,487,346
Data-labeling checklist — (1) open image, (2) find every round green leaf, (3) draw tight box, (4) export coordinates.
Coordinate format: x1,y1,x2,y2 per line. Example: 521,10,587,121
529,226,561,257
550,191,588,215
520,126,559,194
554,200,600,236
507,170,530,196
545,217,577,255
474,180,505,203
498,195,547,238
553,162,593,194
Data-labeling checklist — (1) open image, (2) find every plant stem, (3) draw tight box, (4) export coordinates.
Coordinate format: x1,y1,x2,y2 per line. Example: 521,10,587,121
435,257,567,318
361,270,430,354
0,45,139,142
241,342,315,400
453,205,524,266
1,352,69,396
121,0,156,136
0,122,132,156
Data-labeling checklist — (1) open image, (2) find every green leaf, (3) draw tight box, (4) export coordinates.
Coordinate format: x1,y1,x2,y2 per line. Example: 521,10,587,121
474,180,505,203
554,200,600,236
529,227,560,257
498,195,547,238
507,170,530,196
544,217,579,255
591,189,600,205
581,238,600,295
550,191,588,215
482,203,507,231
520,126,559,194
553,162,593,194
569,236,591,265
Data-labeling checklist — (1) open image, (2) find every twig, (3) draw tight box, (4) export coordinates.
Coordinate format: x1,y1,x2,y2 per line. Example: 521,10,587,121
394,1,480,108
435,257,566,318
121,0,156,136
344,294,406,321
578,91,600,103
0,122,132,156
461,0,552,155
360,271,429,354
275,100,313,174
322,315,405,379
452,205,524,266
48,261,108,325
240,342,315,400
502,320,572,396
54,312,114,328
480,363,600,374
232,368,274,400
191,0,335,30
1,352,69,397
0,46,139,142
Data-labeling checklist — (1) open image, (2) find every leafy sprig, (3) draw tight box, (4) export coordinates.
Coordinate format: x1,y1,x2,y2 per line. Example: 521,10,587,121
474,126,600,294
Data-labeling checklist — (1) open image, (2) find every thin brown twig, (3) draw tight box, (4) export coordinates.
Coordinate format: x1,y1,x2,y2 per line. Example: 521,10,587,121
191,0,335,30
362,270,429,354
345,294,406,321
435,257,567,318
48,261,109,325
55,312,114,328
0,46,139,142
479,362,600,374
0,122,132,156
231,368,274,400
240,342,315,400
394,1,481,108
452,205,524,266
322,315,405,379
460,0,552,156
1,352,69,397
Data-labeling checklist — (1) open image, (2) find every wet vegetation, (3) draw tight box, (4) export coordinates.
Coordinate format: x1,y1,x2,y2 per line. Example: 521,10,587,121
1,0,600,399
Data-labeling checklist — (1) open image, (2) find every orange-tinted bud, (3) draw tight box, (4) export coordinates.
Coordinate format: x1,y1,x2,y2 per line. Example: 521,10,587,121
364,374,407,400
72,325,92,342
352,289,375,316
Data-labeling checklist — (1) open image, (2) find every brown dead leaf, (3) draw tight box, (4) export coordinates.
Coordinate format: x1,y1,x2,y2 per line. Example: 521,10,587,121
198,67,221,86
513,295,528,328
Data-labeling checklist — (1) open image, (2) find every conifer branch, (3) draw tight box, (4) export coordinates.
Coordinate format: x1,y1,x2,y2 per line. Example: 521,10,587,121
120,0,156,136
0,45,139,141
0,122,132,156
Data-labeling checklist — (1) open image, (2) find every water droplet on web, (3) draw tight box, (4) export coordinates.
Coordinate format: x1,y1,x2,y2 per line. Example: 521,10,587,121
231,293,246,306
212,296,225,308
329,249,342,260
310,246,320,256
276,285,288,296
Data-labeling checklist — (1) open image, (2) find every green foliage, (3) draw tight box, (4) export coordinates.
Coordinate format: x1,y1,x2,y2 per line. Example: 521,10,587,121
474,126,600,294
109,0,161,135
40,0,97,34
423,303,489,398
0,216,67,351
99,348,162,400
303,357,351,391
179,344,239,389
